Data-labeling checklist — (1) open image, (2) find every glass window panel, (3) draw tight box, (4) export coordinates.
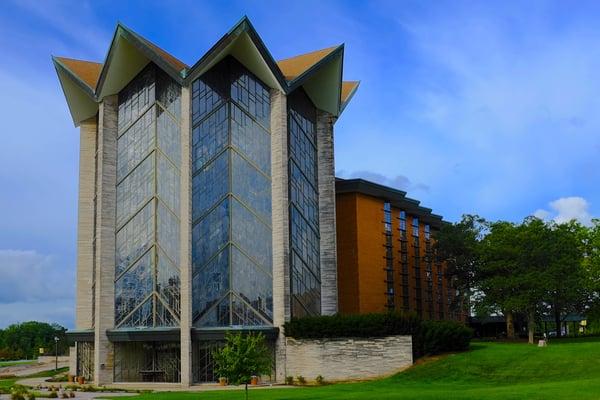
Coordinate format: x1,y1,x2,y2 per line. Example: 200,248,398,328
231,198,272,272
119,296,153,328
289,160,318,230
290,252,321,317
157,153,180,216
192,247,229,324
116,107,155,180
289,206,319,279
231,293,268,327
192,197,229,268
157,107,181,166
192,105,229,173
157,201,180,266
231,247,272,322
115,249,153,326
116,155,154,227
231,104,271,175
118,66,156,133
191,66,226,125
157,250,180,319
155,296,178,327
288,113,317,184
192,151,229,221
196,293,230,327
156,69,181,117
230,65,271,130
116,202,154,276
231,151,271,223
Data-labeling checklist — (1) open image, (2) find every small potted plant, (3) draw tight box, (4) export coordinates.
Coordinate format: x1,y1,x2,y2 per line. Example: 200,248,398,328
218,377,227,386
250,375,258,385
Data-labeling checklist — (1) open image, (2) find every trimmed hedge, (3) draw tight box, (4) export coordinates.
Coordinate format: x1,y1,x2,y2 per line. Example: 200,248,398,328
283,312,421,339
414,320,473,357
283,313,472,358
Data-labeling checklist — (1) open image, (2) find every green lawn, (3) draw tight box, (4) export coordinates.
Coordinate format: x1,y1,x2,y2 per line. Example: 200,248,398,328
0,360,35,367
111,338,600,400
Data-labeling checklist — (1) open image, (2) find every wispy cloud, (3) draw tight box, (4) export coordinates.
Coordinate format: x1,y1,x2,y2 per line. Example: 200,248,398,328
534,196,593,226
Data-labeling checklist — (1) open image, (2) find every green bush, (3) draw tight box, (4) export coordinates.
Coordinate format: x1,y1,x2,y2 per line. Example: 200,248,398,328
284,312,472,359
296,375,306,385
414,320,473,357
315,375,325,385
285,376,294,385
284,312,420,339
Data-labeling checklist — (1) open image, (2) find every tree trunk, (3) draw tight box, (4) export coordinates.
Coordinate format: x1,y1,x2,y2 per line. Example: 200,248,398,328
245,383,248,400
506,311,515,339
554,301,562,338
528,309,535,344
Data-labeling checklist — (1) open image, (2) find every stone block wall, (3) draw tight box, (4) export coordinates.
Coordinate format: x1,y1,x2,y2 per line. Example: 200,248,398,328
284,335,412,382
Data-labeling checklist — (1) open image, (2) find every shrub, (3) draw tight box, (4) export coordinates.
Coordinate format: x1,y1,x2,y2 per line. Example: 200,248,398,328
285,376,294,385
414,320,473,357
27,393,35,400
284,312,420,339
315,375,325,385
296,376,306,385
48,392,58,399
284,312,472,359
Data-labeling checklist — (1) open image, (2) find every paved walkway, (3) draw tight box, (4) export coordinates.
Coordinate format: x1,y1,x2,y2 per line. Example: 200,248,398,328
0,360,68,377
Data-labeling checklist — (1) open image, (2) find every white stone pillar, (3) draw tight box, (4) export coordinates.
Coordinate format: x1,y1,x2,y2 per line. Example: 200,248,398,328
317,111,338,315
179,86,193,387
94,95,118,385
270,89,290,382
76,117,97,329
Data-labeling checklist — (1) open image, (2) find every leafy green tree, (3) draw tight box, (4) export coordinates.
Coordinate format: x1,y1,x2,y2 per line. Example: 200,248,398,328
542,221,588,337
434,215,487,318
478,218,549,342
213,332,272,400
0,321,67,360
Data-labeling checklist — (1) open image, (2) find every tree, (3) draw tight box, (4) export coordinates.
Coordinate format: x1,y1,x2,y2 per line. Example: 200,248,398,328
434,215,486,319
478,218,548,343
0,321,67,360
213,332,272,400
542,221,587,337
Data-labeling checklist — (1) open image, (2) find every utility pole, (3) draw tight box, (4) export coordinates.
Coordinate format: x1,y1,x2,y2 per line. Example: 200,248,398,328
54,336,59,371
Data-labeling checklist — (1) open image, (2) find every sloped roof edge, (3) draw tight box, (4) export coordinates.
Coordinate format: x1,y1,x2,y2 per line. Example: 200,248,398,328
184,16,287,90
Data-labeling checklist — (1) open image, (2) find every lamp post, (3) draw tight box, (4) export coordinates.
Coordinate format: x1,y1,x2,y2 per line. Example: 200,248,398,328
54,336,59,371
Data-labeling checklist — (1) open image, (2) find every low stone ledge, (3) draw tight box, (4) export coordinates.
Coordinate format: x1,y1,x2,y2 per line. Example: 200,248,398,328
284,335,412,382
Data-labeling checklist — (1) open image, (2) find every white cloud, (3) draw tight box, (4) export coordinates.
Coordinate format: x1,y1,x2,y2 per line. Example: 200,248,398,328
534,196,593,226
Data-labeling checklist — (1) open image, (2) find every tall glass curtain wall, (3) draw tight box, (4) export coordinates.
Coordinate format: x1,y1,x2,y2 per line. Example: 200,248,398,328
287,90,321,317
191,57,273,327
114,64,182,328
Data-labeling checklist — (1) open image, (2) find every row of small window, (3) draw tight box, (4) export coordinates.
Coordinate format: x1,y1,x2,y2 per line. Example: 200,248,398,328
385,205,431,240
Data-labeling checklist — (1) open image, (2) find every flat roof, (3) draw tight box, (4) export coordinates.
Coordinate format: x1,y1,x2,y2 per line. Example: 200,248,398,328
335,177,444,228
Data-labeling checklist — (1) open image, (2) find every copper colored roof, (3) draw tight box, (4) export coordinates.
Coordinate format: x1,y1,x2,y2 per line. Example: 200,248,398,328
277,46,339,81
341,81,359,103
55,57,102,88
130,31,188,72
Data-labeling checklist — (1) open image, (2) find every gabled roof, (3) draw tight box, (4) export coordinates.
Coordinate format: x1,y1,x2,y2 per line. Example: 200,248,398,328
53,16,358,126
277,46,339,81
54,57,102,89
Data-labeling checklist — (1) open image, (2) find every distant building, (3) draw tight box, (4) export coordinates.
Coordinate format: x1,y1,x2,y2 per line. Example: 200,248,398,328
335,178,462,320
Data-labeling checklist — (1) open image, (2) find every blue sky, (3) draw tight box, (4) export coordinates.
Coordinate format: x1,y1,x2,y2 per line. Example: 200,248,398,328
0,0,598,329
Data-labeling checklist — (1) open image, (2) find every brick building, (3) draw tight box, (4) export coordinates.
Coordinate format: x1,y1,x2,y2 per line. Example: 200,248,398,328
335,178,461,320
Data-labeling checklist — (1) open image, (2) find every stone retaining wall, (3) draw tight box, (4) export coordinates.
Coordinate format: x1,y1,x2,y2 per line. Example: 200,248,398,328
284,335,412,382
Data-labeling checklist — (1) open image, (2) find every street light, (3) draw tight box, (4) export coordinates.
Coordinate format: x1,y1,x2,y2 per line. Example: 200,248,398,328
54,336,59,371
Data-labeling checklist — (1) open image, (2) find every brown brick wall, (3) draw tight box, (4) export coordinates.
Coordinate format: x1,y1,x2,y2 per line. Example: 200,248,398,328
336,191,461,321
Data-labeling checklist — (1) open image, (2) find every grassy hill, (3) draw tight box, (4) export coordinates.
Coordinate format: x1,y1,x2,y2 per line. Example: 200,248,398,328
116,337,600,400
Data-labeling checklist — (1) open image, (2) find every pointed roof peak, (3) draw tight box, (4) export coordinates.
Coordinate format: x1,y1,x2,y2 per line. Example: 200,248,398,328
277,45,342,81
53,56,103,88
